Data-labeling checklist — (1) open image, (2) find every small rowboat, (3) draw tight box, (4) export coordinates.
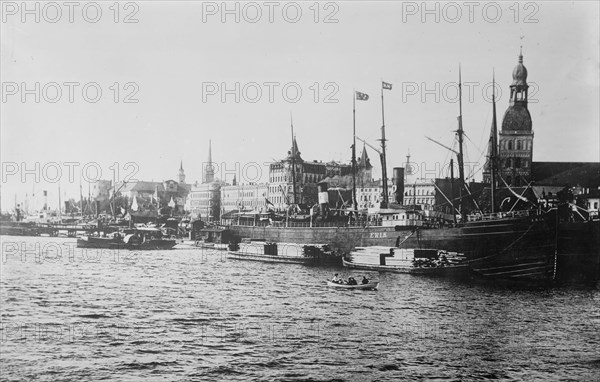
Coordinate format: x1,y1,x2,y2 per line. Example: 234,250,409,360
326,281,379,290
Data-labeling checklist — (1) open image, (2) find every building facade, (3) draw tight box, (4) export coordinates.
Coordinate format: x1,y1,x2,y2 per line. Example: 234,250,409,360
403,179,436,211
356,180,397,210
221,182,269,214
188,181,221,221
267,137,354,210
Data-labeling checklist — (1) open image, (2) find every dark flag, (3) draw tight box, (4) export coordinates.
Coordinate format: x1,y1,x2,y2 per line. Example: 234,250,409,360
382,81,392,90
355,91,369,101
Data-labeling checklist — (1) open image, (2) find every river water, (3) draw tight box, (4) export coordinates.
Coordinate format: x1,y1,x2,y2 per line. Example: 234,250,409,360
1,236,599,381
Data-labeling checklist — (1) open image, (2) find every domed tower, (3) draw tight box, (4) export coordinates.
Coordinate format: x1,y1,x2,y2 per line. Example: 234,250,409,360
498,47,534,186
178,160,186,183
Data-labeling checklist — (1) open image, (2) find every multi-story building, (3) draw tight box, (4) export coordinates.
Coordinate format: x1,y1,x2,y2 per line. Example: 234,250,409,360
221,180,269,214
268,137,359,210
188,181,221,221
356,180,397,210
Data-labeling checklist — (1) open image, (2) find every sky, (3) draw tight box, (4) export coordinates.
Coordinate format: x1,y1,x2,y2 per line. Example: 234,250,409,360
1,0,599,211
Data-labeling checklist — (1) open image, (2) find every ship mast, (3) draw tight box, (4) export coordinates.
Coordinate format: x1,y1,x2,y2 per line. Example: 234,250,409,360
379,85,389,207
490,70,498,213
290,113,297,206
80,178,85,220
352,92,358,215
450,158,457,223
457,65,466,222
58,183,62,223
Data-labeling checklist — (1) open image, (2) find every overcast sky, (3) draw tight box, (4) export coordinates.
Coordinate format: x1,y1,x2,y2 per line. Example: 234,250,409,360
1,1,599,211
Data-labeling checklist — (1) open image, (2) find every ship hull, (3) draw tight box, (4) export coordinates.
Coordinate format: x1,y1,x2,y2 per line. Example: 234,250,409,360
227,215,558,282
554,220,600,284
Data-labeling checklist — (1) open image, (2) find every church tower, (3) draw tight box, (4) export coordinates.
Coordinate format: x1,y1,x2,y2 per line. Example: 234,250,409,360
178,160,186,183
203,140,215,184
498,47,534,186
357,144,373,184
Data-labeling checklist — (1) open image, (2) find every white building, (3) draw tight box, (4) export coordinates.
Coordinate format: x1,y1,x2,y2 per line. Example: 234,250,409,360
403,179,436,211
356,181,397,210
221,183,269,214
187,181,220,221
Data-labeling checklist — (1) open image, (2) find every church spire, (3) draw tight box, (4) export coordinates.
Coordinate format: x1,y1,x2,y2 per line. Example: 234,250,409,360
204,140,215,183
178,160,185,183
287,136,302,162
518,45,523,63
358,144,372,170
510,46,529,105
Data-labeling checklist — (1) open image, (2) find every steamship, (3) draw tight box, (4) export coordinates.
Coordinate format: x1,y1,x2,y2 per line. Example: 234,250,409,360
228,54,597,283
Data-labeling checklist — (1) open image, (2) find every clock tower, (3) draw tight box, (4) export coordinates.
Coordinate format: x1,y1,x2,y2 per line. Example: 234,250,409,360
498,47,534,186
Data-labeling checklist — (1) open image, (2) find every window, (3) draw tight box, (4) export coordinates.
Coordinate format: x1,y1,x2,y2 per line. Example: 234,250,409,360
517,140,522,150
508,141,514,150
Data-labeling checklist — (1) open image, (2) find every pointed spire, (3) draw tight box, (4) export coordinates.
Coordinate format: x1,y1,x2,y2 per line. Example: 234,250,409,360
519,45,523,63
178,160,186,183
358,144,372,169
492,68,496,100
204,140,214,183
287,135,302,161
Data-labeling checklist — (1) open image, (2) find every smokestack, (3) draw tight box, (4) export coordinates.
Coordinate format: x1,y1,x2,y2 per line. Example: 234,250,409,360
317,182,329,216
393,168,405,205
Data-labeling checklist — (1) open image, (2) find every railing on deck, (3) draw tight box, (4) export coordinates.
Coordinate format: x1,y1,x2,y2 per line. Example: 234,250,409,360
228,220,387,228
466,209,535,222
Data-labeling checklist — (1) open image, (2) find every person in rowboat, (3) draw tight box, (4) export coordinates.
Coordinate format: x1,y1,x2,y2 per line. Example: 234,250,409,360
361,276,369,284
332,273,342,284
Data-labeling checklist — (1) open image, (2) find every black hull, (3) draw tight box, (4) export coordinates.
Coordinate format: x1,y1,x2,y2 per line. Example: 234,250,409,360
554,220,600,284
228,214,559,282
399,217,556,282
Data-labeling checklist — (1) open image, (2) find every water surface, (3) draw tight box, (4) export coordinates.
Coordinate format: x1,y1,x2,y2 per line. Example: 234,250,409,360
1,236,599,381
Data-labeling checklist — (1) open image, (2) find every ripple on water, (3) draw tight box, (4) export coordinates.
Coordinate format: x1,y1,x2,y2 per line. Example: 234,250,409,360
1,235,598,381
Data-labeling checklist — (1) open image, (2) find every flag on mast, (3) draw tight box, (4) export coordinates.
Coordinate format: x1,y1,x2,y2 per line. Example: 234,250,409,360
355,91,369,101
382,81,392,90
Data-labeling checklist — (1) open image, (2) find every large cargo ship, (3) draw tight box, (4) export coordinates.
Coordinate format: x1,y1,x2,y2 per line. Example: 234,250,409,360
226,61,600,284
227,210,559,282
